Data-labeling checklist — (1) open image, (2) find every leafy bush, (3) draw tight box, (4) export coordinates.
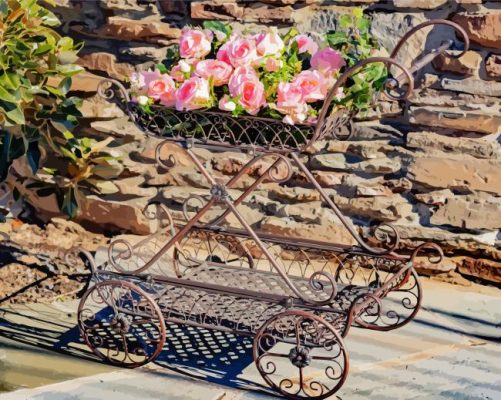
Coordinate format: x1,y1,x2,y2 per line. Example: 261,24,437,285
0,0,116,217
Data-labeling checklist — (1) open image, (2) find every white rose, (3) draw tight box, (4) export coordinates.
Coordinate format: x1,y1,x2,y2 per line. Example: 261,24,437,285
137,95,149,105
256,27,284,57
179,60,191,73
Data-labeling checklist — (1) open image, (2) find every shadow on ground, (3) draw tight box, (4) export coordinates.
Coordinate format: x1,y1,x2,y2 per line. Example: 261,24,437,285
0,304,275,396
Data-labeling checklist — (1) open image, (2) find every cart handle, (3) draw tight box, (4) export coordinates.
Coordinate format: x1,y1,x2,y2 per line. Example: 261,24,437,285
390,19,470,60
313,56,414,145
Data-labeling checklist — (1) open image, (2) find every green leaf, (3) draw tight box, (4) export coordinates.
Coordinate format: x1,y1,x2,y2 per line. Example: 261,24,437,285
41,10,60,26
357,17,370,32
327,32,348,47
352,8,364,19
59,77,72,96
59,146,77,161
339,15,352,30
58,50,79,65
0,86,17,103
33,44,53,56
0,0,8,16
61,187,78,218
43,167,58,175
5,107,25,125
203,20,231,38
57,37,74,51
155,63,168,74
26,141,40,174
56,64,84,77
62,130,75,140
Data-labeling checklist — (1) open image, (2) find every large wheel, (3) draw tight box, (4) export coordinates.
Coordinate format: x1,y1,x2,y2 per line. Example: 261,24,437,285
78,280,166,367
253,310,349,400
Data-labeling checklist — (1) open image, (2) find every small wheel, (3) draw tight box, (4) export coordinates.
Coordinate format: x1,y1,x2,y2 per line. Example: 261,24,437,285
335,255,423,331
78,280,166,367
253,310,349,400
354,267,422,331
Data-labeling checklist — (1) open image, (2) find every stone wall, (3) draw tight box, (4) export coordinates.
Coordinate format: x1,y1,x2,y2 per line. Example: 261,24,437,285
30,0,500,285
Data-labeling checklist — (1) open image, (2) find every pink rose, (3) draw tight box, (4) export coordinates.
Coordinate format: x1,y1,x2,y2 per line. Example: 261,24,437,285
234,79,266,115
175,76,211,111
225,36,258,67
292,70,326,103
179,29,212,59
195,59,233,86
216,41,232,65
311,47,346,75
170,59,198,82
255,28,284,57
265,57,283,72
275,82,308,124
170,65,185,82
228,65,259,97
131,69,161,92
218,95,237,112
294,34,318,55
148,76,176,107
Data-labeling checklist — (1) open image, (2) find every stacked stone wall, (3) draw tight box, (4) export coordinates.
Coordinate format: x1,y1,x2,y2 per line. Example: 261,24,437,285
26,0,500,284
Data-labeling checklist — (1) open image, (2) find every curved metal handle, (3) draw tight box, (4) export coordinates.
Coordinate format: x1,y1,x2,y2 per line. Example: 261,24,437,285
390,19,470,60
313,56,414,145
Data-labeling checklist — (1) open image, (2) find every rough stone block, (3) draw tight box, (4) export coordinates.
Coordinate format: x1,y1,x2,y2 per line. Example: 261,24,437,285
432,50,482,76
407,156,501,195
485,53,501,81
452,12,501,50
409,106,501,134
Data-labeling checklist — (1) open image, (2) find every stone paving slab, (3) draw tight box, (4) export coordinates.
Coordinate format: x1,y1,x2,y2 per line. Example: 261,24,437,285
0,279,499,399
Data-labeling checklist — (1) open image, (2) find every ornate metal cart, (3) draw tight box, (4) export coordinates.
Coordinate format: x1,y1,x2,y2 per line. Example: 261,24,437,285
77,20,466,399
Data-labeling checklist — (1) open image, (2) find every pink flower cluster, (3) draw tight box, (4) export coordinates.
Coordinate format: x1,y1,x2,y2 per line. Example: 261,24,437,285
130,26,347,125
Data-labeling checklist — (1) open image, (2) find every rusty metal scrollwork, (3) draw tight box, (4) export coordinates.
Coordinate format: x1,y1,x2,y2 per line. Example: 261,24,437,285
253,311,349,400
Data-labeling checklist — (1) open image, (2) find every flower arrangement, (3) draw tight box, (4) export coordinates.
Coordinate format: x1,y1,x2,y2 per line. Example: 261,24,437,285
129,10,387,126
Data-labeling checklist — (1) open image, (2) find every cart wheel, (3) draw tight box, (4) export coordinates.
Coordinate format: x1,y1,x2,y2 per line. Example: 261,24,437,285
253,310,349,400
335,255,423,331
354,267,422,331
78,280,166,368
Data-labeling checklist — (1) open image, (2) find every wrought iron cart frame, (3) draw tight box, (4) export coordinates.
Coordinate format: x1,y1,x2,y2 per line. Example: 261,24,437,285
77,20,467,399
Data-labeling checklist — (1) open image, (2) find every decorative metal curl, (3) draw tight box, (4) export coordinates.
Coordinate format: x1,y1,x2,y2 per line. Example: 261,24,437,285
313,56,414,145
97,79,130,103
411,242,444,265
155,140,177,169
348,293,383,328
308,271,338,303
143,202,176,236
182,194,208,222
75,249,98,274
266,153,294,183
107,239,134,273
369,223,400,254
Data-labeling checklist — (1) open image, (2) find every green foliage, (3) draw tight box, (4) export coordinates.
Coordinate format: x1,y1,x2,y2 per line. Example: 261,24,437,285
327,8,388,114
0,0,117,217
203,20,232,40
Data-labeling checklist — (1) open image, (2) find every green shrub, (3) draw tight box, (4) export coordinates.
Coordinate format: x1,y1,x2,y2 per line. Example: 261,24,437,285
0,0,116,217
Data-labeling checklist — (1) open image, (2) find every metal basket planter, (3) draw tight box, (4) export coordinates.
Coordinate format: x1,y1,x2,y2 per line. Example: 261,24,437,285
76,19,467,399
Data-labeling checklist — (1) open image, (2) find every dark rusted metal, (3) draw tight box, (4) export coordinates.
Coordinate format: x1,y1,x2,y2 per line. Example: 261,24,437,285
253,311,349,400
78,279,166,367
78,20,458,399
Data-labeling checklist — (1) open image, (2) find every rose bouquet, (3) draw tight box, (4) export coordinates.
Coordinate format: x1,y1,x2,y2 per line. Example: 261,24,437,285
129,10,387,126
